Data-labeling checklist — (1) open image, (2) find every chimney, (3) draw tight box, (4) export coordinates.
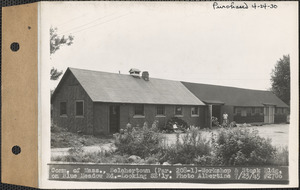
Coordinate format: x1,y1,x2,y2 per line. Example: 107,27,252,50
129,68,141,78
142,71,149,81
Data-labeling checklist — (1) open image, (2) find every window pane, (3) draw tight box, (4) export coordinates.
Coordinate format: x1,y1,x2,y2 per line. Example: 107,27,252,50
156,105,165,115
241,109,247,117
175,106,182,115
76,101,84,116
235,107,242,114
191,106,198,115
277,108,282,114
246,108,252,113
134,104,144,115
60,102,67,115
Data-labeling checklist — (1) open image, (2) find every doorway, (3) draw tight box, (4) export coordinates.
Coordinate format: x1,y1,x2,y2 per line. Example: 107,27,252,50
109,105,120,133
264,105,275,123
212,105,221,123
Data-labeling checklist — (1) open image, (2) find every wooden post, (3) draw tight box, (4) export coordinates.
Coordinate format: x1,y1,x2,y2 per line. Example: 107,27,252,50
208,104,212,128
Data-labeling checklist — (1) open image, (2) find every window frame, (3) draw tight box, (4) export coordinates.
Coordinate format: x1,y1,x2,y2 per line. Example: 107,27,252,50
60,101,67,117
156,105,165,117
134,104,145,116
174,105,183,116
277,107,283,114
246,107,252,116
235,107,242,115
191,106,199,117
75,100,84,117
254,107,263,114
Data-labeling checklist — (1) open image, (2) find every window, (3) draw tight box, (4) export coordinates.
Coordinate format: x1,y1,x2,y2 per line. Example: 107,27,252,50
235,107,242,114
175,106,183,116
254,107,263,114
60,102,67,116
76,101,84,116
246,108,252,116
241,109,247,117
191,106,199,116
277,108,282,114
156,105,165,116
134,104,144,116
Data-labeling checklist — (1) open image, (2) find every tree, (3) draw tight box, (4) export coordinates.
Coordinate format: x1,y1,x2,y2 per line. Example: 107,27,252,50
270,55,290,106
50,26,74,55
50,26,74,80
50,67,63,80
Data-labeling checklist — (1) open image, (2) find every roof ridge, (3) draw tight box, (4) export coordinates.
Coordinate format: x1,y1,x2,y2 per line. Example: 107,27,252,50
181,81,271,93
68,67,185,83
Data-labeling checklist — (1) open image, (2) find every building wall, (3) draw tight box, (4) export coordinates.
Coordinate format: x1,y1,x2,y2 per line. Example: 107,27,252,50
233,106,264,123
274,114,287,123
93,103,109,134
52,72,94,134
120,104,206,130
274,107,288,123
234,114,264,123
92,104,206,134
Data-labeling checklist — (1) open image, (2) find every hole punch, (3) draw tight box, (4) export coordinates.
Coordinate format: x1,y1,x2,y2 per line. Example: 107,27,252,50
12,145,21,155
10,42,20,52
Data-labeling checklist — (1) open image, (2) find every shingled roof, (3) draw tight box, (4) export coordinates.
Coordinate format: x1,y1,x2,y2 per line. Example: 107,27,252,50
64,68,205,105
181,82,288,108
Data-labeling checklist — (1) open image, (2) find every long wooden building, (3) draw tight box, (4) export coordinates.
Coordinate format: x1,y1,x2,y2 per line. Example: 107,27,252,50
51,68,289,134
51,68,205,134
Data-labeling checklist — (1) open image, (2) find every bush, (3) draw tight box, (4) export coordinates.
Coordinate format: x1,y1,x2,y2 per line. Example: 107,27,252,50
51,124,67,133
271,146,289,166
163,117,189,133
159,126,211,164
114,122,163,158
213,127,277,166
212,116,220,127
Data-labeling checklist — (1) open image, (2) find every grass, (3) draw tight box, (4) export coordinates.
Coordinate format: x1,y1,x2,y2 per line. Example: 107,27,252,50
51,125,114,148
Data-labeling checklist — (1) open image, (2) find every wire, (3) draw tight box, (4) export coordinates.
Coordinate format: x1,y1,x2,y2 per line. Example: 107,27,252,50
56,13,88,28
58,12,129,36
70,12,131,35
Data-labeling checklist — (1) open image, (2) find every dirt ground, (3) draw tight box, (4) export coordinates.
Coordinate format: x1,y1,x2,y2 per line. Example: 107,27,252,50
164,124,289,148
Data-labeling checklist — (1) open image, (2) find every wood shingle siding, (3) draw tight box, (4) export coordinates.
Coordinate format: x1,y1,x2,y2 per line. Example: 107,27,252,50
52,71,94,134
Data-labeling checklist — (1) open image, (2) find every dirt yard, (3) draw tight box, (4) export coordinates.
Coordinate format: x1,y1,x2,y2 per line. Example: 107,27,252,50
164,124,289,148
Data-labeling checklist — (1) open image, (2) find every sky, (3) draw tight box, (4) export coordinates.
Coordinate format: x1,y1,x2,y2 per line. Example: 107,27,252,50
41,1,298,90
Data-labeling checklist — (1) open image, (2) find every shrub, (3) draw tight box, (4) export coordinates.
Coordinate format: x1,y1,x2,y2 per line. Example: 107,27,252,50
51,124,67,133
271,146,289,166
163,117,189,133
114,122,163,158
212,116,220,127
213,127,277,166
228,121,237,128
159,126,211,164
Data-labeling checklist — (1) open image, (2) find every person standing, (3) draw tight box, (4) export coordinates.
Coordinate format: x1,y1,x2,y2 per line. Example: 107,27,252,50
223,112,228,126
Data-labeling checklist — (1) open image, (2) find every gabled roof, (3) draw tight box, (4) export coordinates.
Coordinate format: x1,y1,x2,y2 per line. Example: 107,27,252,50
62,68,205,105
181,82,289,108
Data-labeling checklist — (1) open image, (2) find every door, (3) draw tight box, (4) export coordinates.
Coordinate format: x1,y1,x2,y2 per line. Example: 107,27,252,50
212,105,221,123
269,106,275,123
109,105,120,133
264,106,275,123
